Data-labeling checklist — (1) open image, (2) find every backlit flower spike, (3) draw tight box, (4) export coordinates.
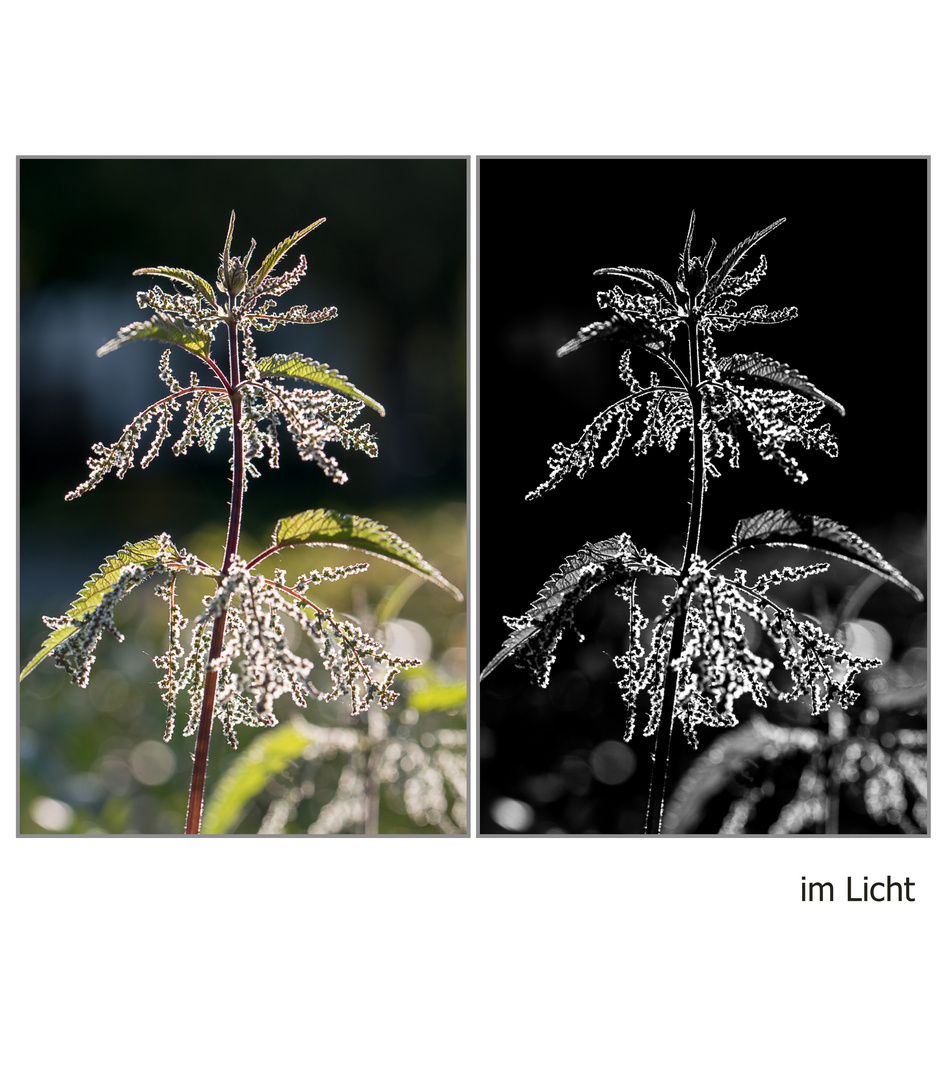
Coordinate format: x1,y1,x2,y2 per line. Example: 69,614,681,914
704,216,787,303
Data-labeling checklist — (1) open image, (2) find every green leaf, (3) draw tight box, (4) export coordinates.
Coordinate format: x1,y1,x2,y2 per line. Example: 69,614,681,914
718,353,845,415
727,509,923,601
222,209,236,267
132,266,217,307
20,537,180,681
247,219,326,296
96,312,212,360
256,353,385,415
202,722,315,834
272,508,463,601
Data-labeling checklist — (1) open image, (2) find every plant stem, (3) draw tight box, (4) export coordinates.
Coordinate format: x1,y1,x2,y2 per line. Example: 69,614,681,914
644,313,705,834
184,306,244,835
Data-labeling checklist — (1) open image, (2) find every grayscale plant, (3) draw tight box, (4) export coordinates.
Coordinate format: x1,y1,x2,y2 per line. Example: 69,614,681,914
21,213,463,835
481,212,923,835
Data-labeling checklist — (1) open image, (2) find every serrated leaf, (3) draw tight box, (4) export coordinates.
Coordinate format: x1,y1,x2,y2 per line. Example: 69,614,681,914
557,311,671,360
729,509,923,601
256,353,385,415
593,265,677,304
96,312,212,359
132,266,217,307
222,210,236,267
718,353,845,415
202,722,315,834
20,537,180,681
273,508,463,601
481,535,666,681
706,217,786,299
248,219,326,296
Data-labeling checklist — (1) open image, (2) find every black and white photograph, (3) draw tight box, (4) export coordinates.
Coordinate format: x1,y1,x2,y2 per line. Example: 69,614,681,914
479,157,928,835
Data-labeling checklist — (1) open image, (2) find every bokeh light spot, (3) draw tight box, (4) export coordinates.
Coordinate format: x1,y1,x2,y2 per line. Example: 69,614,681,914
29,796,75,832
491,796,534,832
129,740,176,786
589,740,636,785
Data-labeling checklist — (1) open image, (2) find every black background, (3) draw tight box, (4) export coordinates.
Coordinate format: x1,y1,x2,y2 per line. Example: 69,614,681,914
478,157,928,834
19,157,467,617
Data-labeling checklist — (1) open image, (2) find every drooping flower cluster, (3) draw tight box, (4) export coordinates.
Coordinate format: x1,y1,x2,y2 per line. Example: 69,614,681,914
614,557,882,747
25,216,463,764
529,242,841,498
154,556,422,748
32,534,184,688
483,211,923,836
66,243,376,500
293,713,467,836
41,563,149,687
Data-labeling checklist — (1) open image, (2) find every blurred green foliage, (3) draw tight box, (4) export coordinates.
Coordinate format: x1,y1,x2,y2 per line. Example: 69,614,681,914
480,518,926,835
20,501,466,835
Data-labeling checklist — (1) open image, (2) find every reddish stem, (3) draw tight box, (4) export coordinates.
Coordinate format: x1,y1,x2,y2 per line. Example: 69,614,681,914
184,307,244,834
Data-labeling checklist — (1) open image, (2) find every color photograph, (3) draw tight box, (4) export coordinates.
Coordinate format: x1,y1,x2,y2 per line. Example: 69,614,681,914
19,157,468,835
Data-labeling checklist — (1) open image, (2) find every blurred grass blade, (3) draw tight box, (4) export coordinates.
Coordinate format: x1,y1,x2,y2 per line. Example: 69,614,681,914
407,680,467,713
202,722,315,834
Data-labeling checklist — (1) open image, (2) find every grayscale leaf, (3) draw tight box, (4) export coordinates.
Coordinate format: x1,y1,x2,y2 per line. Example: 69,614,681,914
481,537,671,683
593,265,677,304
706,218,787,299
718,353,845,415
557,311,671,361
728,509,923,601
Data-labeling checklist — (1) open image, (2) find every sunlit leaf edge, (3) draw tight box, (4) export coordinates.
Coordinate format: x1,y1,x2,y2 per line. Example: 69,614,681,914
272,508,463,601
256,353,385,415
728,509,923,602
20,537,181,681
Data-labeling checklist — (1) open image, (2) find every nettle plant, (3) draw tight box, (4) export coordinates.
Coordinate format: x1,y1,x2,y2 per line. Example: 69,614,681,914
482,212,923,835
21,212,462,835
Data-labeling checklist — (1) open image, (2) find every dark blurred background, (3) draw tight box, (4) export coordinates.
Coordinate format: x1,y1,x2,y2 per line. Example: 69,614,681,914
478,157,928,834
18,157,468,833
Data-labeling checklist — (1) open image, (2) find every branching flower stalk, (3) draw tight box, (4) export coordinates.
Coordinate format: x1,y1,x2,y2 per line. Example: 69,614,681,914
21,213,462,835
482,211,922,835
